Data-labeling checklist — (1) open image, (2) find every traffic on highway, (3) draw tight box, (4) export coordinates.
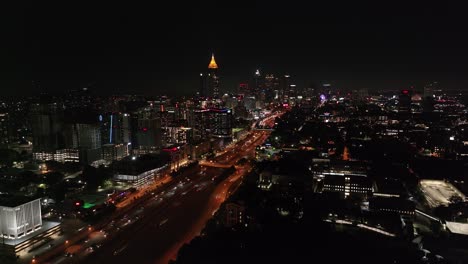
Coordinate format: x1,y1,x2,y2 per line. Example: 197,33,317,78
32,111,282,264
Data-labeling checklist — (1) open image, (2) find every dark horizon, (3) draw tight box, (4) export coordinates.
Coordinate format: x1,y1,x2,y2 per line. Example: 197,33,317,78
2,2,468,96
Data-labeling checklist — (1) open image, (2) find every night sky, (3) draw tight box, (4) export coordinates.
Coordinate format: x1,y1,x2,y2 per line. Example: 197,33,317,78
2,1,468,96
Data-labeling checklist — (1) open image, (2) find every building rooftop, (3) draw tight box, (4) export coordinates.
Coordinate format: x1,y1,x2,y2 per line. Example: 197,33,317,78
0,195,39,208
374,178,406,197
113,153,169,175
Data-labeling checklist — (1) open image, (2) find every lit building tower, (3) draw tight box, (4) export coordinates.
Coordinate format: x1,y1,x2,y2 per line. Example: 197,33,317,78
199,73,208,98
254,69,261,98
280,74,291,102
207,53,220,99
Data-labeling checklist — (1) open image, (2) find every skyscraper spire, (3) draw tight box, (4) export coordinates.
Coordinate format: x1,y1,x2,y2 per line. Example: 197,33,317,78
208,53,218,69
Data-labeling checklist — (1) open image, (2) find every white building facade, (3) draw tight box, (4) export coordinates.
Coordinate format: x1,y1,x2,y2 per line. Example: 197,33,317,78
0,198,42,239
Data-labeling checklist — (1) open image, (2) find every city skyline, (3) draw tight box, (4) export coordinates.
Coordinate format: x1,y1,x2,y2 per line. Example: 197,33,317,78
2,2,468,96
3,2,468,264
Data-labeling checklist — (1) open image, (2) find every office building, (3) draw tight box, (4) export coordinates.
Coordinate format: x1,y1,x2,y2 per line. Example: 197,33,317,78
134,117,162,154
190,109,211,141
207,54,220,98
102,143,127,162
322,175,373,198
199,73,208,98
71,122,102,164
113,156,167,188
211,108,233,138
100,113,122,145
0,112,9,147
31,102,65,153
0,198,42,240
314,161,373,198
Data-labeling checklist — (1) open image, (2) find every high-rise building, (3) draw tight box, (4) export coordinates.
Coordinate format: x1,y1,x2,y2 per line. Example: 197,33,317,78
211,108,233,138
199,73,208,98
189,109,211,142
423,82,436,112
188,107,232,140
100,113,121,145
31,101,65,153
71,123,102,164
102,143,127,162
264,74,278,102
253,69,263,99
207,54,220,98
398,89,412,113
121,113,131,145
0,112,9,147
280,74,292,101
423,82,437,98
134,117,162,154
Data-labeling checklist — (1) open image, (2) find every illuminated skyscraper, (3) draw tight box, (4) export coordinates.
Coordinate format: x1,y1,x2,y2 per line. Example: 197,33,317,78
207,54,220,98
199,73,208,98
254,69,261,97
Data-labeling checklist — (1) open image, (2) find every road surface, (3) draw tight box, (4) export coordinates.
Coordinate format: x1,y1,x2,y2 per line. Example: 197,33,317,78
35,121,277,264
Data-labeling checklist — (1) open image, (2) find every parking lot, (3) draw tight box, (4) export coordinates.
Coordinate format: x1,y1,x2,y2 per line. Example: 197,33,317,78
420,179,466,208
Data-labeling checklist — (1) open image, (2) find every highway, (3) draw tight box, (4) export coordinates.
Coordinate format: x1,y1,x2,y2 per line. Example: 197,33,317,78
35,109,285,264
36,128,272,264
77,131,268,264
